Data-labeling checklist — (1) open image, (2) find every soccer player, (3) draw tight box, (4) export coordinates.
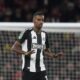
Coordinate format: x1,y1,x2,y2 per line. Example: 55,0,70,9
11,12,62,80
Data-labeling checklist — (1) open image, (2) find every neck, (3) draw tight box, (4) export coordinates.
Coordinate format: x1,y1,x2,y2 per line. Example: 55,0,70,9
33,27,41,34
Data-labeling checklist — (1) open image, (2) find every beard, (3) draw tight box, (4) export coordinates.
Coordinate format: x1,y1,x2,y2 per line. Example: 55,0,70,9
37,24,43,29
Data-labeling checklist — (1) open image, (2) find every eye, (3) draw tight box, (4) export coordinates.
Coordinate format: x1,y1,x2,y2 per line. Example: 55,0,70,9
37,19,41,21
37,19,44,21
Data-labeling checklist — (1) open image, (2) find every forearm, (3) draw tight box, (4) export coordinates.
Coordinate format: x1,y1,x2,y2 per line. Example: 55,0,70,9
11,41,27,55
45,52,56,58
11,47,34,56
44,49,55,58
55,51,64,58
11,47,26,55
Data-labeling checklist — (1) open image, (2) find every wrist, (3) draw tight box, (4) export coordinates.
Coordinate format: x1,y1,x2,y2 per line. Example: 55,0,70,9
53,54,58,58
24,52,28,55
50,54,55,58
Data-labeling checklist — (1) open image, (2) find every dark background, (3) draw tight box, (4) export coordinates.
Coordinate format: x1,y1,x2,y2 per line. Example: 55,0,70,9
0,0,80,22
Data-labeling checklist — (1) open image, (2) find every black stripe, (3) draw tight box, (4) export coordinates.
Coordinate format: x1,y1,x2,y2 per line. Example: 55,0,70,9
24,30,32,70
36,33,42,72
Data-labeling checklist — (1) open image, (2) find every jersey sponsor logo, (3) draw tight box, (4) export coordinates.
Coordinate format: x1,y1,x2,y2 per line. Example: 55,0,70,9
32,43,45,49
33,36,36,39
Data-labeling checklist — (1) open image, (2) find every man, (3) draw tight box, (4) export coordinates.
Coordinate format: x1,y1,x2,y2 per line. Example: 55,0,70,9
11,12,63,80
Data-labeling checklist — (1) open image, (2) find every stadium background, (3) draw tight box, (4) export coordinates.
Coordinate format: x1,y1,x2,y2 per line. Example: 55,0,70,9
0,0,80,80
0,0,80,22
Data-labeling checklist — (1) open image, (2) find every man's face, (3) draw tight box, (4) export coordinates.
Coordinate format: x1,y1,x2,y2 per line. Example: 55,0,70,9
33,15,44,29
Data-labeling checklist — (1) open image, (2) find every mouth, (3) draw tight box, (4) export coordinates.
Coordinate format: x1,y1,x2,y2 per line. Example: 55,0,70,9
40,23,43,26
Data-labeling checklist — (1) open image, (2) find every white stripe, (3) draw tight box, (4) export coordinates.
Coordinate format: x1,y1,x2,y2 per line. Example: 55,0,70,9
40,51,46,71
22,55,25,70
40,32,46,71
21,40,28,69
30,30,37,72
45,76,48,80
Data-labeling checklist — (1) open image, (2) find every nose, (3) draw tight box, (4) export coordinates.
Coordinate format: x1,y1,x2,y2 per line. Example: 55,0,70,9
40,22,43,25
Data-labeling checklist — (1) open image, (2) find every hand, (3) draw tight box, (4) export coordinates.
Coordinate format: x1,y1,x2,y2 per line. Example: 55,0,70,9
25,50,35,56
52,54,60,58
48,53,58,59
55,52,64,58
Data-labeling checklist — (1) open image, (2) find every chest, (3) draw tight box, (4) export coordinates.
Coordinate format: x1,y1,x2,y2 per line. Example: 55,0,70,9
28,31,46,49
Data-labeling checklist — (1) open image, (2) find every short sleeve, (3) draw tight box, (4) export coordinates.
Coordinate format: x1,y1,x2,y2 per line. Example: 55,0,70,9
45,33,49,48
18,30,28,43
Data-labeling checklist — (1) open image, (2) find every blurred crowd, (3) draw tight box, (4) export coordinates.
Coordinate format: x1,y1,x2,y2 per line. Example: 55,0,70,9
46,33,80,80
0,31,80,80
0,0,80,22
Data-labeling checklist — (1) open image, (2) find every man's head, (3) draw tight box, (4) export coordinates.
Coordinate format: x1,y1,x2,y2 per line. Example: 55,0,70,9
33,12,44,30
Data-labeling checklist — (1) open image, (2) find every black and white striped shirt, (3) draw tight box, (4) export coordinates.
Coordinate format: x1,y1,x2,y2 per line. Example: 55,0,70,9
18,28,49,72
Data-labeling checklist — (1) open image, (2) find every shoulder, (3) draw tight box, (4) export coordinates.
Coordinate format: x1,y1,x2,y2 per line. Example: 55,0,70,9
25,27,33,33
21,28,33,35
18,28,32,39
41,30,48,36
41,30,47,34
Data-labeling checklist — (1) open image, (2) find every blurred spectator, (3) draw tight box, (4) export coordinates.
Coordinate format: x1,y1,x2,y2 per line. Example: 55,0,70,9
27,0,37,10
63,33,76,50
12,71,22,80
0,0,80,22
23,3,31,12
53,75,59,80
0,76,4,80
0,0,5,21
64,78,70,80
4,0,14,8
61,0,75,22
75,14,80,22
67,63,75,71
52,41,64,54
25,12,33,22
75,0,80,10
3,63,13,80
12,8,23,22
3,7,12,22
13,0,23,8
50,6,61,22
0,0,5,12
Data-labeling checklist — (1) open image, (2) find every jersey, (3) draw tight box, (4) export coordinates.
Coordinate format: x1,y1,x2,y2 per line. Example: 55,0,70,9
18,28,49,72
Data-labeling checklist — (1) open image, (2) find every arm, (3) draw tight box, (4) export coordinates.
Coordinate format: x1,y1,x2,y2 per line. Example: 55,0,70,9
44,48,64,59
11,29,34,56
11,41,26,55
44,33,63,58
44,34,57,58
44,48,56,58
11,41,34,55
44,34,63,58
44,33,56,58
54,45,64,58
55,51,64,58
